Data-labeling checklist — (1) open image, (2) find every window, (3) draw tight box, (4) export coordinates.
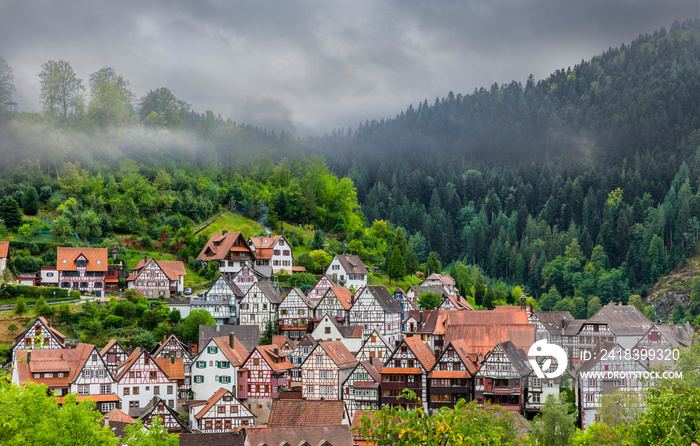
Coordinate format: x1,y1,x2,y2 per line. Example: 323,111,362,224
167,386,173,394
532,393,541,403
253,358,260,366
97,369,105,378
586,394,595,403
154,386,160,394
205,420,212,430
44,373,53,378
325,327,331,334
123,387,130,395
258,371,263,378
308,386,314,394
308,370,314,379
129,401,140,409
197,361,206,368
316,355,322,364
225,420,232,430
150,371,157,379
83,370,92,378
218,406,226,414
231,405,238,413
133,387,139,395
532,378,541,387
208,346,219,354
194,376,204,383
100,384,111,395
78,385,89,395
102,402,116,412
588,378,597,387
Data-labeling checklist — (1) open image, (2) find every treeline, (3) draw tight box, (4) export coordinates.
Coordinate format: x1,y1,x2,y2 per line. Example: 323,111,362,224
298,20,700,320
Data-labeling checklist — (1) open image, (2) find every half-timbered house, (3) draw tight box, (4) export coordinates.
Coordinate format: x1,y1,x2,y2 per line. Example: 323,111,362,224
191,274,244,325
238,281,281,331
311,314,364,354
100,339,128,374
420,273,458,295
11,316,66,361
238,344,293,422
632,323,693,370
561,320,616,368
577,341,650,430
524,354,562,416
588,304,653,349
126,258,186,298
355,328,393,362
137,396,189,433
288,334,318,386
190,388,255,432
271,335,296,356
277,287,313,339
326,254,368,290
403,310,447,353
474,341,532,413
247,235,294,273
379,336,435,411
114,347,179,413
13,343,120,413
301,341,358,401
428,339,479,411
56,247,108,297
230,264,266,295
191,334,249,400
438,294,474,311
349,285,402,346
314,286,354,327
528,310,575,343
154,356,188,400
307,274,337,306
341,359,382,419
196,231,256,277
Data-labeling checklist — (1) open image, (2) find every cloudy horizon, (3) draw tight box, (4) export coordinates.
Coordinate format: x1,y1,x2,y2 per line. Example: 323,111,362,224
0,0,697,136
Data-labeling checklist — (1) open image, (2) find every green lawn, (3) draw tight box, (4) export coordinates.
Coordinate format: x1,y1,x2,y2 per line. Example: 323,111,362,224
197,211,267,239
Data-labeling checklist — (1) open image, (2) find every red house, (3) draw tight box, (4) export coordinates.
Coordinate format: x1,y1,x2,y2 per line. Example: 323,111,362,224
239,344,293,400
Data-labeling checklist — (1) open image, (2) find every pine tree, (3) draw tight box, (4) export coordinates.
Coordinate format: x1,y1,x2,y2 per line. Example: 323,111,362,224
387,247,406,284
22,186,39,216
0,197,22,229
405,246,419,275
426,251,441,275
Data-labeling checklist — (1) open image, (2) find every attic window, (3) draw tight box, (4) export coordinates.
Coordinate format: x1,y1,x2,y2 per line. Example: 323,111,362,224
62,259,67,264
97,260,101,265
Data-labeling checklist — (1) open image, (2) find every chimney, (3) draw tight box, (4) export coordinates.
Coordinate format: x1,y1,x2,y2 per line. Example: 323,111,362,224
530,303,534,314
216,325,221,333
163,335,167,344
520,296,526,310
274,348,279,355
419,311,424,324
229,333,236,349
369,356,373,366
27,352,31,363
222,230,227,235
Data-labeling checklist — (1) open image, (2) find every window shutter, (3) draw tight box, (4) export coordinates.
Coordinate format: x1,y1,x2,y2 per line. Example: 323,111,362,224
216,361,220,368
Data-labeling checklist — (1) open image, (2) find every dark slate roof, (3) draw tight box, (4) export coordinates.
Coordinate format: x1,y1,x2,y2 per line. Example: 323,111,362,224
588,304,653,336
137,396,188,432
500,340,533,377
244,425,354,446
652,324,693,347
198,325,259,352
577,341,620,374
338,325,363,339
364,286,401,314
106,421,132,439
254,281,282,304
533,311,575,334
411,285,448,298
268,400,347,427
178,432,245,446
335,255,368,275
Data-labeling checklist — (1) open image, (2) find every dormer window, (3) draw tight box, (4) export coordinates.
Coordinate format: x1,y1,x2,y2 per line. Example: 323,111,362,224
77,260,86,268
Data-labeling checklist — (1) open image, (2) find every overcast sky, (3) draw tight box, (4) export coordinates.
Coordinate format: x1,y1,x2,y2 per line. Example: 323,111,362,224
0,0,697,136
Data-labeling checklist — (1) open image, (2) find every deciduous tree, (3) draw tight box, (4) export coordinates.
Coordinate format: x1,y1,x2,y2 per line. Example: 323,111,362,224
38,60,85,118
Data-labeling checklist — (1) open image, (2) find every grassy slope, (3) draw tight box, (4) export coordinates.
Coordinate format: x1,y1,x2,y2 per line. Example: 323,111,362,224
197,211,267,239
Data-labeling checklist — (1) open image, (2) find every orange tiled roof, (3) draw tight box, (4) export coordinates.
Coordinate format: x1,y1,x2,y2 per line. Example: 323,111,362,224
197,232,253,262
404,336,436,371
56,247,108,272
126,258,186,282
104,408,135,423
327,286,353,310
57,394,121,403
427,370,471,379
256,345,294,372
0,241,8,258
319,341,358,369
100,339,127,357
213,336,249,366
154,357,185,380
15,343,95,387
379,367,423,374
195,387,230,419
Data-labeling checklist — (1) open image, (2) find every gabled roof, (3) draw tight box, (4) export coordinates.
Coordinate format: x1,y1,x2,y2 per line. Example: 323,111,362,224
0,241,8,258
154,357,185,380
247,281,281,304
126,258,186,282
317,341,359,369
423,273,455,287
268,400,348,427
153,334,190,359
356,286,401,314
532,311,575,334
247,235,284,260
100,339,127,357
320,286,354,310
14,317,66,345
588,304,653,336
254,344,294,372
442,294,474,310
211,336,250,366
407,310,446,335
271,335,296,350
206,274,244,297
196,231,254,262
178,432,245,446
333,255,368,275
410,285,448,298
430,339,479,377
104,408,135,423
56,247,108,271
338,325,363,339
444,323,535,355
281,287,313,308
295,334,319,349
402,336,436,371
138,396,188,431
356,360,382,384
244,426,354,446
198,325,259,352
357,329,392,352
482,341,533,377
654,324,693,347
194,388,248,420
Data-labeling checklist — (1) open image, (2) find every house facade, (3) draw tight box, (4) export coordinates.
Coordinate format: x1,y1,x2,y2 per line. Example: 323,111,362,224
307,274,337,306
301,341,358,401
288,334,318,386
230,264,265,296
355,328,393,362
126,258,186,298
427,339,477,411
277,287,313,340
474,341,532,413
138,396,189,433
114,347,179,413
311,314,364,354
392,288,417,331
191,335,249,401
349,286,402,346
238,344,293,422
0,241,8,277
238,281,281,331
100,339,128,374
326,255,368,290
56,247,108,297
247,235,294,273
153,334,193,398
191,274,242,325
380,336,435,411
190,388,255,432
632,324,692,370
314,286,353,327
341,359,382,419
11,316,66,361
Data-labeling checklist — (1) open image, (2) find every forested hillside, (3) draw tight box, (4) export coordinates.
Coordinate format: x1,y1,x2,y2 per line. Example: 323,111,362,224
300,19,700,319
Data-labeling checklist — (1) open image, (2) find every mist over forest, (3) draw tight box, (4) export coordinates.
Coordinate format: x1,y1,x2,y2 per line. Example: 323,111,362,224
3,20,700,321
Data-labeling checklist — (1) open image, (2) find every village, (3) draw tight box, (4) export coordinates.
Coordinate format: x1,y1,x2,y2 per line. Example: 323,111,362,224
0,232,694,445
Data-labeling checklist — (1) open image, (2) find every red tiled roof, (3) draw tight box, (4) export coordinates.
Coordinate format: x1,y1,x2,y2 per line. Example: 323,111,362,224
56,247,108,272
195,387,230,419
320,341,358,369
380,367,423,374
126,258,186,282
325,286,354,310
100,339,127,357
256,344,294,372
154,357,185,380
104,408,135,423
213,336,249,366
428,370,471,379
248,235,283,251
57,394,121,403
404,336,436,371
196,232,253,262
0,241,8,258
15,343,95,387
353,381,379,388
268,400,347,427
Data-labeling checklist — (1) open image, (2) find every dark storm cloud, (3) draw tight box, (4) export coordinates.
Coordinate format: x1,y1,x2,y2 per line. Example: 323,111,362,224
0,0,696,135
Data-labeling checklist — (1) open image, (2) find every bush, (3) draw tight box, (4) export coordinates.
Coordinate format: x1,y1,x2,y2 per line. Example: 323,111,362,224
14,296,27,315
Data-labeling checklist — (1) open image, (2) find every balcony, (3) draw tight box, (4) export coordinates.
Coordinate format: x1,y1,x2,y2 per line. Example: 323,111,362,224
278,321,310,330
